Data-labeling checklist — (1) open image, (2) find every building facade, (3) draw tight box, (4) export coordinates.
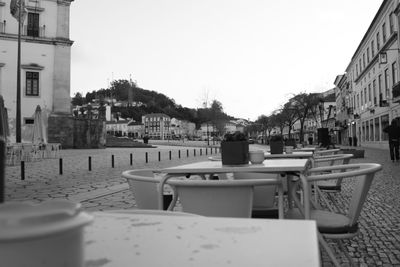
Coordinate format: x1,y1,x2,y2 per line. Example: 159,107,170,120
0,0,74,144
341,0,400,149
142,113,170,140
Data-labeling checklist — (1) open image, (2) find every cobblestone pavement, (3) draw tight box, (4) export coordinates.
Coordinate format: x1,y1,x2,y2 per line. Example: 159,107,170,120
3,144,400,266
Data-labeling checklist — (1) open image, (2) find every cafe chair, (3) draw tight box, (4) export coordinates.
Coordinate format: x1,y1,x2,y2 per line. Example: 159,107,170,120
233,172,283,219
122,169,173,210
287,163,382,266
314,148,341,157
160,177,281,218
312,153,353,190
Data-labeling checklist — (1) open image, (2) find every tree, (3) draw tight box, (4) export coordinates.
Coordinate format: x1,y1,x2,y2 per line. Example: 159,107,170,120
279,102,299,139
255,115,270,144
290,92,321,142
71,92,85,106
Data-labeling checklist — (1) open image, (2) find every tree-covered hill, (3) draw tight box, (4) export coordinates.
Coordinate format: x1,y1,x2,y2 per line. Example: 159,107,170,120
71,79,233,127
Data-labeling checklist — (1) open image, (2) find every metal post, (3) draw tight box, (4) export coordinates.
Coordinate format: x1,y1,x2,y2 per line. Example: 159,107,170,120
88,156,92,171
59,158,63,175
16,1,22,143
0,140,4,203
169,151,171,160
178,150,181,159
187,149,189,157
145,152,148,163
21,161,25,180
111,155,114,168
130,153,133,165
194,149,196,157
158,151,161,161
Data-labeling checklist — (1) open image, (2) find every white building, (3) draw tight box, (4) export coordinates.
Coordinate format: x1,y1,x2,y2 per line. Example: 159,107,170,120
343,0,400,148
0,0,74,144
142,113,170,140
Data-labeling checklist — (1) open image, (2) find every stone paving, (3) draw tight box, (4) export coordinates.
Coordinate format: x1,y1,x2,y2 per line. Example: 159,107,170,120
3,142,400,266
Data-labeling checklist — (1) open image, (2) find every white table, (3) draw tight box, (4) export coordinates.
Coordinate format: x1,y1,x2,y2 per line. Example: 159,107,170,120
264,151,313,159
161,159,312,218
84,211,320,267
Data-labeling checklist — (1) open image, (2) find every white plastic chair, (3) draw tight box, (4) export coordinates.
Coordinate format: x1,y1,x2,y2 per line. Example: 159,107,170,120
287,163,382,266
314,148,341,157
160,177,281,218
233,172,283,218
122,169,172,210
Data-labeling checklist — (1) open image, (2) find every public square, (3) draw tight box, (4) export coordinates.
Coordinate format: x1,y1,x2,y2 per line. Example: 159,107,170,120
3,142,400,266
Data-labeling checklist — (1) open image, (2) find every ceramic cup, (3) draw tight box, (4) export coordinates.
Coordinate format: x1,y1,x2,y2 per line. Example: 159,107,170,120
0,200,93,267
249,150,265,164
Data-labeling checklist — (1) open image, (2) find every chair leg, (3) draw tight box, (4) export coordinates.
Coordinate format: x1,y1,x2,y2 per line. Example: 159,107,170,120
318,233,341,267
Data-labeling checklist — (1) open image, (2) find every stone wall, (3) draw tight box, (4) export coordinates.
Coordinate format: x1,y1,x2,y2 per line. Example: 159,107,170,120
73,119,106,149
48,114,106,149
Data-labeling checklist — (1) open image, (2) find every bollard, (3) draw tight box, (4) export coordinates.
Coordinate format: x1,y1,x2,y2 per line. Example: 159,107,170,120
21,161,25,180
200,149,202,156
158,151,161,162
187,149,189,157
169,151,171,160
178,150,181,159
112,155,115,168
88,156,92,171
206,148,208,155
59,158,63,175
211,147,213,155
194,149,196,157
130,153,133,166
145,152,148,163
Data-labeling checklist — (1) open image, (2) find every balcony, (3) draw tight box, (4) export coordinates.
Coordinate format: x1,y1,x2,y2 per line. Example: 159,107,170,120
347,107,354,115
23,25,46,38
392,82,400,103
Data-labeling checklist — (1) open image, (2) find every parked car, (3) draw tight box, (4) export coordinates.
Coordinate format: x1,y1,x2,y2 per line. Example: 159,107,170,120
248,138,255,144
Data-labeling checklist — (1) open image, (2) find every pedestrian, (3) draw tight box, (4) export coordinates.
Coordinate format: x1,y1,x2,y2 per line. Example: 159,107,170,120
308,136,313,145
383,119,400,162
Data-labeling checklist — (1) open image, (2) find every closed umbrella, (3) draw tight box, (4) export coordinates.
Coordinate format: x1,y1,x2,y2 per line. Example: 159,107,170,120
32,105,47,144
0,96,6,203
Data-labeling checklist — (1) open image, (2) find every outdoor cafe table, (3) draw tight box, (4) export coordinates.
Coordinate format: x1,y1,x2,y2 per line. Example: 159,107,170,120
264,151,314,159
160,159,312,219
84,211,320,266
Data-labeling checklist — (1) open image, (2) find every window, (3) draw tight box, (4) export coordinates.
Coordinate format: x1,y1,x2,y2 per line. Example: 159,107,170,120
368,84,371,104
365,121,369,141
359,58,362,72
26,71,39,96
363,53,366,69
385,68,390,98
371,40,375,57
389,13,394,35
364,88,367,105
377,32,381,50
361,91,364,106
373,80,377,105
378,74,382,95
382,23,387,43
367,48,370,63
27,13,39,37
392,61,398,85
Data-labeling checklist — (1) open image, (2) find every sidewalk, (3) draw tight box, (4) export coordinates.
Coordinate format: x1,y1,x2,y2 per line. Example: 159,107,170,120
3,144,400,266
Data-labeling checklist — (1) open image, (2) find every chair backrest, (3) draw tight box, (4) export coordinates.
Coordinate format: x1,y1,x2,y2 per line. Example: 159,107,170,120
122,169,160,210
307,163,382,226
233,173,279,209
312,154,353,187
314,148,341,156
163,178,279,218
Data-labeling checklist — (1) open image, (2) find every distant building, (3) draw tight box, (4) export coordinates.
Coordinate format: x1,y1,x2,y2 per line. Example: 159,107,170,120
127,120,144,138
0,0,74,144
142,113,170,140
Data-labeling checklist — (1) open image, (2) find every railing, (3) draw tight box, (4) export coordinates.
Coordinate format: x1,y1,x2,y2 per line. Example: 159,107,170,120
23,25,46,38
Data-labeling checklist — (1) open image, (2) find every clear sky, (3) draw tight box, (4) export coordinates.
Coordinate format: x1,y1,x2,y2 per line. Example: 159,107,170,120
70,0,383,121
